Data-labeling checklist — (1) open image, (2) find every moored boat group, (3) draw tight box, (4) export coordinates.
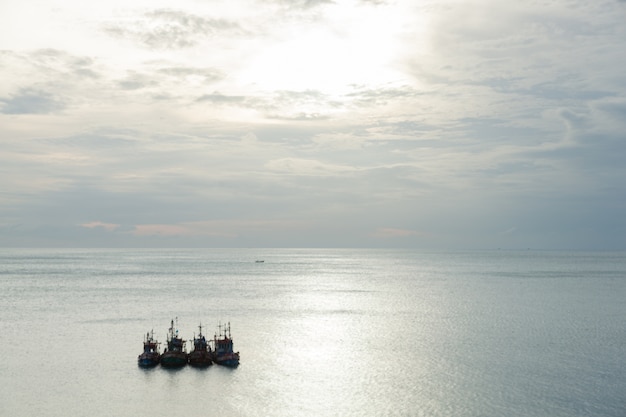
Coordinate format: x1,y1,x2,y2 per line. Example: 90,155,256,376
138,319,240,368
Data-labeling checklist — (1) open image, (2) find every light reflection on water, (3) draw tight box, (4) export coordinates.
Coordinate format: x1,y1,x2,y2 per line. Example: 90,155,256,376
0,249,624,417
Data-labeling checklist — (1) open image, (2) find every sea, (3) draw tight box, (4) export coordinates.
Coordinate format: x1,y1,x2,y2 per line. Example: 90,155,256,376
0,248,624,417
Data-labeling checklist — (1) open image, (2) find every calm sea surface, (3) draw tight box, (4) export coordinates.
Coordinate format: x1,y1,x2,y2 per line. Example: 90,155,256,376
0,249,624,417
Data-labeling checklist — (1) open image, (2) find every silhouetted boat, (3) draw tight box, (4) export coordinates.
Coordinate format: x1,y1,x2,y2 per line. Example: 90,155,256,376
188,324,212,367
137,330,160,367
160,319,187,368
212,322,240,367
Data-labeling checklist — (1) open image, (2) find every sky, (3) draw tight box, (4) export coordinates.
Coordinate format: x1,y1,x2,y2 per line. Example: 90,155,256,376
1,0,625,249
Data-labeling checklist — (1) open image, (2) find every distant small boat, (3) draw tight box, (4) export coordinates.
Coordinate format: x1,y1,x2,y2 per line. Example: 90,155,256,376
160,319,188,368
137,330,160,367
255,260,264,263
188,324,212,367
212,322,240,367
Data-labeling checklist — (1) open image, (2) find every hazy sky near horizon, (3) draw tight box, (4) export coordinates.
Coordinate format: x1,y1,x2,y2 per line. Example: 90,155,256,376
1,0,625,249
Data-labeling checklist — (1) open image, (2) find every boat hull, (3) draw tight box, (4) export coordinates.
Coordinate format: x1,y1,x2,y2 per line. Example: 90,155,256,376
160,352,188,368
188,351,212,367
213,352,239,367
137,353,160,368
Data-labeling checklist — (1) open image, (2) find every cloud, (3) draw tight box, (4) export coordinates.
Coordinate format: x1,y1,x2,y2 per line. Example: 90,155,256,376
359,0,389,5
132,218,307,239
268,112,330,121
132,223,223,237
0,49,104,115
158,66,224,83
1,0,625,249
502,227,517,235
265,157,354,176
103,9,242,49
117,72,158,91
79,221,120,231
346,85,423,108
0,88,65,114
270,0,334,10
194,89,343,120
370,228,424,239
196,92,247,104
3,49,101,83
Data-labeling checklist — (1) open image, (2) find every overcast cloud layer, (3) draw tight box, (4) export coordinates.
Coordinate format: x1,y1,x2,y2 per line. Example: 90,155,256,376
1,0,625,249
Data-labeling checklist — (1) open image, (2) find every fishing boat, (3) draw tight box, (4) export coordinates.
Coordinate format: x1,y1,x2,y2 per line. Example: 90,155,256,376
188,324,212,367
160,319,188,368
137,330,160,367
212,322,240,367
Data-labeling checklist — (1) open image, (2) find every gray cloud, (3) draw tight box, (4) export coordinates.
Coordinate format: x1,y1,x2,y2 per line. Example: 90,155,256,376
0,49,104,114
117,72,158,91
271,0,334,10
103,9,242,49
194,89,342,120
158,66,224,82
346,85,422,107
0,88,65,114
113,65,225,95
196,92,247,104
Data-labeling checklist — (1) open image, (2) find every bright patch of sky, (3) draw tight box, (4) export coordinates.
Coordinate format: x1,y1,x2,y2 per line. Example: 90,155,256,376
1,0,625,249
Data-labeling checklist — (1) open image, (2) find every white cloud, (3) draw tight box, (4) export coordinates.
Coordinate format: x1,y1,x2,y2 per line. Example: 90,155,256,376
0,0,625,249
